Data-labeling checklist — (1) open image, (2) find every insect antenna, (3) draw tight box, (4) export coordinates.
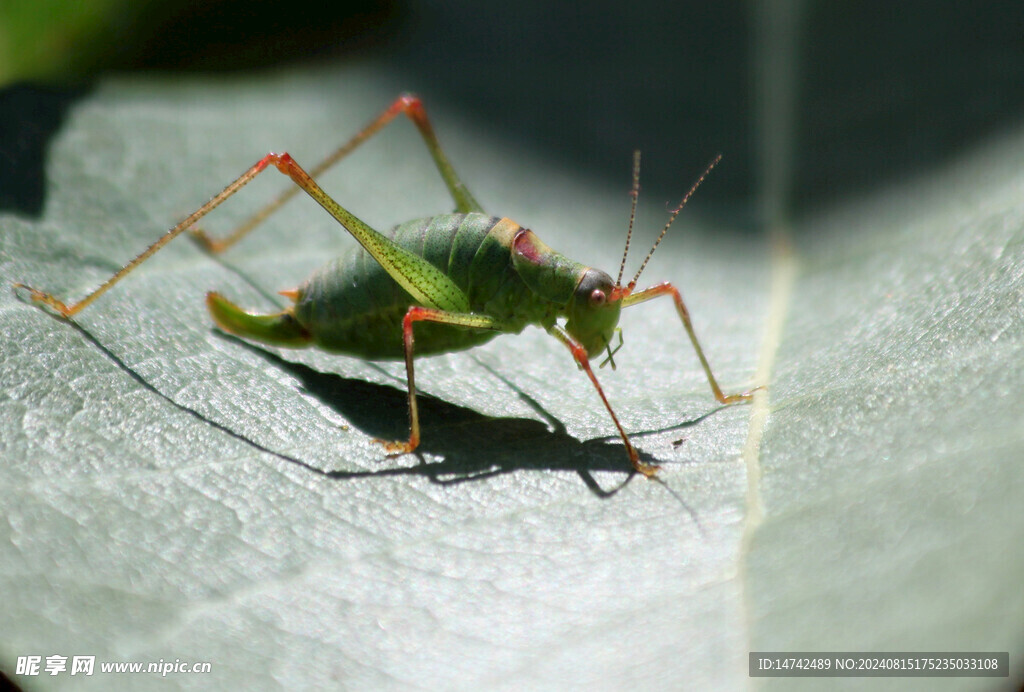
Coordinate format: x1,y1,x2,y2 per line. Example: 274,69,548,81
615,150,643,288
625,153,722,291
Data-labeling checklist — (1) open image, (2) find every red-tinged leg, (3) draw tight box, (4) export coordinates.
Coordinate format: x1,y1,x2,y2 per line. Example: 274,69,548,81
621,282,761,404
548,324,659,477
14,152,287,318
14,151,379,320
191,93,482,253
377,305,498,456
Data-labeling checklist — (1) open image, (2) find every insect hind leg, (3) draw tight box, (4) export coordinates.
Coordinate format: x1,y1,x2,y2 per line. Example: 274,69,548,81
191,94,483,254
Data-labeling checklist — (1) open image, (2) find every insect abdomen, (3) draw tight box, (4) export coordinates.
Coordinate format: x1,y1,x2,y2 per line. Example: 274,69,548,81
293,213,545,359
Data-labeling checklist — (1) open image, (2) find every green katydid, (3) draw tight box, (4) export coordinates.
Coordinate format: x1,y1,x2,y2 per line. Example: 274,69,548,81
13,93,759,477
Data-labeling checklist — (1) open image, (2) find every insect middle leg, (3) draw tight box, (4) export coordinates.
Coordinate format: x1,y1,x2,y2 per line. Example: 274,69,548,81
380,306,499,455
622,282,760,404
191,93,483,253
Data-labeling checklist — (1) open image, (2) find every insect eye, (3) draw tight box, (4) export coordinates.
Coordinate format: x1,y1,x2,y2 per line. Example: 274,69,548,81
589,289,607,306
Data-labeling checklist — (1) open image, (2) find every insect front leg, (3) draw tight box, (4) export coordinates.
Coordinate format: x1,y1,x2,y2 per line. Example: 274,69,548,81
622,282,760,403
191,93,483,253
380,307,499,455
547,325,659,478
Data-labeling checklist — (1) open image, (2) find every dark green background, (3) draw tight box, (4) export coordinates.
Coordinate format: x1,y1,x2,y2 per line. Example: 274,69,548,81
3,1,1023,223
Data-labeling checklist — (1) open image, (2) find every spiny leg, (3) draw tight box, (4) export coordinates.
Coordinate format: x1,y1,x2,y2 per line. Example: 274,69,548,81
622,282,760,404
13,153,291,318
192,93,483,253
380,306,499,455
15,151,465,320
547,324,659,478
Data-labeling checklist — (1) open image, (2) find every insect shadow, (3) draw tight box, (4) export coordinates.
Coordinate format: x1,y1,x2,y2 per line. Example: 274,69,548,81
218,332,656,496
64,315,640,496
220,332,725,514
58,316,717,502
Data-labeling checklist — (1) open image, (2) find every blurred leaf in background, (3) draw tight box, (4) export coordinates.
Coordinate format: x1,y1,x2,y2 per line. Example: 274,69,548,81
0,0,132,84
0,0,397,85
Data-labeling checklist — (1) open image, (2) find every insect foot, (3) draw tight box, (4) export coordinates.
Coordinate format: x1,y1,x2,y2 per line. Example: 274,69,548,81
635,461,662,478
374,438,418,457
717,384,765,404
12,283,72,318
188,227,228,254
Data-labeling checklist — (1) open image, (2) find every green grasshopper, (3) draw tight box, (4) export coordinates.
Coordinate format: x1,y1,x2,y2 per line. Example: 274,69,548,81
14,94,757,477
